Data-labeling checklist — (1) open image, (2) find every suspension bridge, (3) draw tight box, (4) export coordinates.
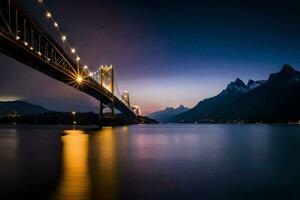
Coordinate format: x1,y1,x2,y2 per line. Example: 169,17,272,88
0,0,141,125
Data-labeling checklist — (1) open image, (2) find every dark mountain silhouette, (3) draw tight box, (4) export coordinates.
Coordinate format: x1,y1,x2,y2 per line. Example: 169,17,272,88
0,101,51,117
148,105,189,122
172,64,300,123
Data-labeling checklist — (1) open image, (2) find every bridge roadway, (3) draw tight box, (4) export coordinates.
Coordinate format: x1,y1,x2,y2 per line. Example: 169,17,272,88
0,0,137,122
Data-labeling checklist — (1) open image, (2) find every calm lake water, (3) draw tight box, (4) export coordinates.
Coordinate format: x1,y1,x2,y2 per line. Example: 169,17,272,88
1,124,300,200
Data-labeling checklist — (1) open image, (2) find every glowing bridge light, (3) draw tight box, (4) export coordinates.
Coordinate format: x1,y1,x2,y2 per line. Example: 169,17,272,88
71,48,76,54
38,0,43,3
61,35,66,41
54,22,59,28
76,76,83,83
76,56,80,61
15,36,20,40
24,42,28,46
46,12,52,18
83,65,88,69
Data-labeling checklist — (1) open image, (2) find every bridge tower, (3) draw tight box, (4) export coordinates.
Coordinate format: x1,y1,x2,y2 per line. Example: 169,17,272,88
132,106,141,116
121,91,130,107
99,65,115,119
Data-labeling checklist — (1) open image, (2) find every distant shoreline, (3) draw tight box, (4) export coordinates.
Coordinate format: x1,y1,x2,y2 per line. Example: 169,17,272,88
0,112,159,126
0,122,299,126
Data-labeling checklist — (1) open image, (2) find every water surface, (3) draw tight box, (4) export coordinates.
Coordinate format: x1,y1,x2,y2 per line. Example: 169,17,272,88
1,124,300,200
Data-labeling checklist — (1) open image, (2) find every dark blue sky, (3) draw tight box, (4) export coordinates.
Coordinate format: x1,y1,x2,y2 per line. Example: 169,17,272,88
1,0,300,114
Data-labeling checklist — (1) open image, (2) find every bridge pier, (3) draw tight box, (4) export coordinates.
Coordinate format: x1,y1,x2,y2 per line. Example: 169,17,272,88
98,100,115,121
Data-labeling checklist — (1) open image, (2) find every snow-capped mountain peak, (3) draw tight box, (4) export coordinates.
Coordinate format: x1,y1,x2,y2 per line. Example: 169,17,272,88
225,78,249,94
247,79,266,90
220,78,266,96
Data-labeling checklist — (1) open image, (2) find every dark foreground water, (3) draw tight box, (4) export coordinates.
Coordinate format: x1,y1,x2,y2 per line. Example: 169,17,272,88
1,124,300,200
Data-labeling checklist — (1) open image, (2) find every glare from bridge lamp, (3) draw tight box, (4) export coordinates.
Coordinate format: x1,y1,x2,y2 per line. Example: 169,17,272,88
84,65,88,69
15,36,20,40
76,76,83,83
72,111,76,115
71,48,76,54
76,56,80,61
24,42,28,46
38,0,43,3
61,35,66,41
89,72,93,77
54,22,59,28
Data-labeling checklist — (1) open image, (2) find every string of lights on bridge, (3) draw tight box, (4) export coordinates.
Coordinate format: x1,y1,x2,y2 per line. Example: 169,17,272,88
36,0,88,71
36,0,127,95
33,0,141,115
35,0,121,84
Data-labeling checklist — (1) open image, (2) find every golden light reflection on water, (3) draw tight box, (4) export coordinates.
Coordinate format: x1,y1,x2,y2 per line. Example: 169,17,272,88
51,127,127,200
89,127,118,200
53,130,90,200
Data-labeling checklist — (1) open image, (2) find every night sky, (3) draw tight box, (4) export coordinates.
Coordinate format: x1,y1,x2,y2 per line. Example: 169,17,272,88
1,0,300,114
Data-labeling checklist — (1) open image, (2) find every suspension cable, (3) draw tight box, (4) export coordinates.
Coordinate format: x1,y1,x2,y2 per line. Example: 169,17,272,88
35,0,89,69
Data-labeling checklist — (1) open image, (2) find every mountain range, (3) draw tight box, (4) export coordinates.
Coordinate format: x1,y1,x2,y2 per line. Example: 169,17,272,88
148,105,189,122
172,64,300,123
